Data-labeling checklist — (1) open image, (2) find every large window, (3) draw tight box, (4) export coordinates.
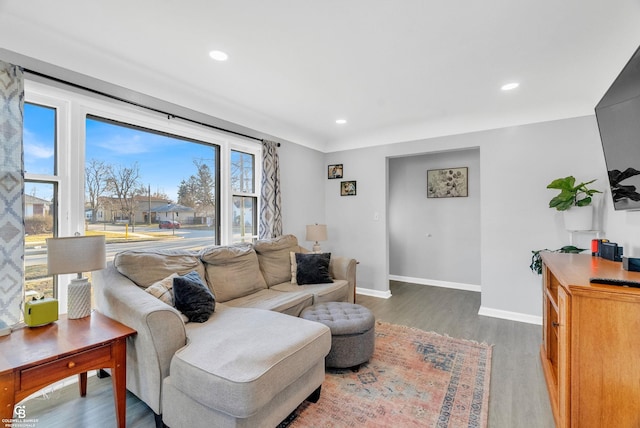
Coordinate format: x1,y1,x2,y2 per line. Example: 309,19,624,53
23,80,261,310
24,103,58,299
85,116,219,250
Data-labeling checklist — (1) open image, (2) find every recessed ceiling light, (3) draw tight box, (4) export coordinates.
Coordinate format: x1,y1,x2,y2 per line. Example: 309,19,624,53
209,50,229,61
335,119,347,124
501,82,519,91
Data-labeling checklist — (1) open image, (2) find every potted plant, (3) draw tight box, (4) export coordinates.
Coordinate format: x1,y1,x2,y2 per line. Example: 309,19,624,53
547,176,601,230
530,246,586,274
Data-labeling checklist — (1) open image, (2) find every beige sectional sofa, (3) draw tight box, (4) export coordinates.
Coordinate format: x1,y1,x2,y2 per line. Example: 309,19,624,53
93,234,356,428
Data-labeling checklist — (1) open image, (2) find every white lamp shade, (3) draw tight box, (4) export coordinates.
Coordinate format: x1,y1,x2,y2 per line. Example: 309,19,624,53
46,235,106,276
306,224,328,242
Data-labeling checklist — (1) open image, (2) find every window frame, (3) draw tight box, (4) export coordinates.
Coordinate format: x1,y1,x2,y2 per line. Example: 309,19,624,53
228,147,261,243
23,93,69,301
24,79,262,308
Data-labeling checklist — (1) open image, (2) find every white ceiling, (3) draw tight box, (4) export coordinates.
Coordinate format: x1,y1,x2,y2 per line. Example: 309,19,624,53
2,0,640,152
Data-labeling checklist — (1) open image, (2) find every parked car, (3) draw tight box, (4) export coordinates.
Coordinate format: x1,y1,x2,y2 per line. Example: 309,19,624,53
159,220,181,229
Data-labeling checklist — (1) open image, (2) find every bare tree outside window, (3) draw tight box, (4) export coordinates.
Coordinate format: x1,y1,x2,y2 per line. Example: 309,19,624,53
231,151,255,193
178,160,215,219
85,158,110,223
106,162,141,229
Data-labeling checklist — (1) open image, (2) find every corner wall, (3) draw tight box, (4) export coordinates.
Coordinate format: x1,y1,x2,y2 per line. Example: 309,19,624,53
325,115,640,321
388,149,481,286
278,140,326,245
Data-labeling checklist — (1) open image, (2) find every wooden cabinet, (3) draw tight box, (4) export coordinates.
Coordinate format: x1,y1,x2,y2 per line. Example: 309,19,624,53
540,253,640,428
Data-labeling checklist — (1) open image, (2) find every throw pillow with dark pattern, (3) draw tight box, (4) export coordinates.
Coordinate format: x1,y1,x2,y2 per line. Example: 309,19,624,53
295,252,333,285
173,271,215,323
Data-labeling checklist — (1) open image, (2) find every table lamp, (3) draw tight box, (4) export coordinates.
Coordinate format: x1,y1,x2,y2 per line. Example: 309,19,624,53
306,224,327,253
46,235,106,319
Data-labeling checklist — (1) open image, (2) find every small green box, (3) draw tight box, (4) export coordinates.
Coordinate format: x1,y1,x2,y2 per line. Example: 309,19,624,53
25,298,59,327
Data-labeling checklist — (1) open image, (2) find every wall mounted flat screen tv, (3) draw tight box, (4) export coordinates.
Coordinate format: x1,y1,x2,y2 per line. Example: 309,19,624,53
596,44,640,211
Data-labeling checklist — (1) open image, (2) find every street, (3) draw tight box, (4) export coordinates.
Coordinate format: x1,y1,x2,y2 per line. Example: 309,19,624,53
25,224,217,266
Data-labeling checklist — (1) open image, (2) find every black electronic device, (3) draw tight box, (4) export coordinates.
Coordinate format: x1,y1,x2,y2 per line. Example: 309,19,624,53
590,277,640,288
599,241,623,262
595,44,640,211
623,256,640,272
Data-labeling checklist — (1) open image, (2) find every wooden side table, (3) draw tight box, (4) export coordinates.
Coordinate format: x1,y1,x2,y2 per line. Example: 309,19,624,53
0,312,135,427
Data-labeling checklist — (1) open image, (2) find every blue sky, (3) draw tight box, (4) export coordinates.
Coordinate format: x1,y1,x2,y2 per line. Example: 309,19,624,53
24,103,217,201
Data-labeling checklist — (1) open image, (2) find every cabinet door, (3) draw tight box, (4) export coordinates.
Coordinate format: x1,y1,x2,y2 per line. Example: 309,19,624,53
571,291,640,427
557,286,570,428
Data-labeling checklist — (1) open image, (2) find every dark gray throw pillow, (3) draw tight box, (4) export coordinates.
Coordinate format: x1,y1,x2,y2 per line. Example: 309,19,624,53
295,252,334,285
173,271,215,323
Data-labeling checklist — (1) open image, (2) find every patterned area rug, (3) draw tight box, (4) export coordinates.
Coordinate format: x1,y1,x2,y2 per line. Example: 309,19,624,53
281,322,492,428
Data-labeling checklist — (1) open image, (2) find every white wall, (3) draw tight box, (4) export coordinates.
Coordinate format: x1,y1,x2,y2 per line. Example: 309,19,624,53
388,149,480,285
479,116,606,321
324,147,390,297
325,115,640,321
278,140,326,246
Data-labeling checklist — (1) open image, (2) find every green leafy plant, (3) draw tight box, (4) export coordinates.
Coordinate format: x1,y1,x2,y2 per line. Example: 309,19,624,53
547,176,601,211
530,246,586,274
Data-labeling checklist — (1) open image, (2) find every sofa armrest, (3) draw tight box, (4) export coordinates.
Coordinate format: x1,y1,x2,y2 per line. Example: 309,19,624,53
93,262,187,414
329,256,357,303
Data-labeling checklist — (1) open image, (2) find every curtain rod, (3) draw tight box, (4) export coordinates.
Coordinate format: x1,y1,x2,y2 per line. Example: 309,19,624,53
24,68,280,146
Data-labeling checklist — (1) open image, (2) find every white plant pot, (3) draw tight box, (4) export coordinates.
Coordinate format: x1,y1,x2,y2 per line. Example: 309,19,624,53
563,206,593,231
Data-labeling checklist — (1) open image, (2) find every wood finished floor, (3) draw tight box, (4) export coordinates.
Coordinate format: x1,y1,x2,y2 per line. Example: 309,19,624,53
21,281,554,427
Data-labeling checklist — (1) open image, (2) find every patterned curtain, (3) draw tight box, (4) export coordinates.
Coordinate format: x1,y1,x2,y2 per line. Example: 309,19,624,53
259,140,282,238
0,60,24,328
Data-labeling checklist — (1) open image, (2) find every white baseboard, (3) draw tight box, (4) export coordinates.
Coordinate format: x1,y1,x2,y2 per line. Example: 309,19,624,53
356,287,392,299
388,275,541,324
478,306,542,325
389,275,481,292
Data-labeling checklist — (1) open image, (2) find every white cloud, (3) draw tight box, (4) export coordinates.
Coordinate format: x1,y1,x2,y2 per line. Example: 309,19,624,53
90,132,181,156
23,128,54,159
24,142,54,159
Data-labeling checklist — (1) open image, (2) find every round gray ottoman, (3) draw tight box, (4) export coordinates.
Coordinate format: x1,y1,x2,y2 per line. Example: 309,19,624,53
300,302,375,369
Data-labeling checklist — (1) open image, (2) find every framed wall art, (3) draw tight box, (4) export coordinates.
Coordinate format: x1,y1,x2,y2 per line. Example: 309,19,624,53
340,180,357,196
328,164,343,179
427,167,468,198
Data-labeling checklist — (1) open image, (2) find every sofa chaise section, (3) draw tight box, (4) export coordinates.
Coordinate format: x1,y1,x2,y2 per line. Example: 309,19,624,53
162,305,330,428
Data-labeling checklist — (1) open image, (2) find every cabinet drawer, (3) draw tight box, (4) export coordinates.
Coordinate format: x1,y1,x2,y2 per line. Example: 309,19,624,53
20,344,111,392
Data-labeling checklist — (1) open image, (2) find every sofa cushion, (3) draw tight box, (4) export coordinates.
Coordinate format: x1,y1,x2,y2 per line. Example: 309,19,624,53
271,279,350,304
173,271,216,323
144,273,189,323
288,249,313,285
171,305,331,418
254,234,301,287
289,252,298,284
295,252,333,285
222,289,313,317
145,273,180,305
200,244,267,303
114,249,205,288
